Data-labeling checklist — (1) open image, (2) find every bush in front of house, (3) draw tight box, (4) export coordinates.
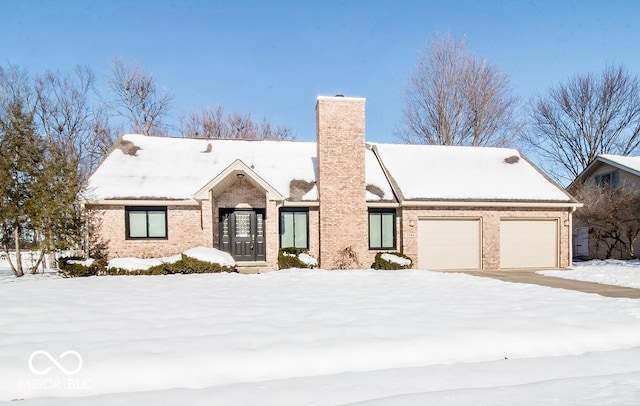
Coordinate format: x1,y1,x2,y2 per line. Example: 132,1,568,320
105,254,236,276
372,252,413,270
164,254,236,274
104,265,168,276
58,256,107,278
278,247,318,269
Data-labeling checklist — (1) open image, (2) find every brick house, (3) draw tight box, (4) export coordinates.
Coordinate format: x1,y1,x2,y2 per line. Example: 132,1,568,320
569,154,640,259
85,96,580,271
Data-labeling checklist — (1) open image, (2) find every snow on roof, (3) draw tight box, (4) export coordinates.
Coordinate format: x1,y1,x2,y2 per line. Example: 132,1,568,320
372,143,571,201
86,134,394,202
598,154,640,175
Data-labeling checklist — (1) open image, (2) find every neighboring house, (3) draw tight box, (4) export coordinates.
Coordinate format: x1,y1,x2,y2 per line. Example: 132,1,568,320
84,96,580,271
569,154,640,259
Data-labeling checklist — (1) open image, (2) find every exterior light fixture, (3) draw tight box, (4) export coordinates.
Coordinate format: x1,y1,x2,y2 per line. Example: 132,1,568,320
237,173,245,179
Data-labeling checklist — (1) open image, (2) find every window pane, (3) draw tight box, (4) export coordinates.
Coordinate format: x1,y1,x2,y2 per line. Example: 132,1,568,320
294,211,308,248
129,211,148,238
281,212,294,248
381,213,394,248
257,213,263,238
148,211,166,238
235,212,251,238
369,213,381,248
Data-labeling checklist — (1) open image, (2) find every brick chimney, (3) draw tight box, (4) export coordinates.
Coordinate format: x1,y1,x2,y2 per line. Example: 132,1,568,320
316,96,368,268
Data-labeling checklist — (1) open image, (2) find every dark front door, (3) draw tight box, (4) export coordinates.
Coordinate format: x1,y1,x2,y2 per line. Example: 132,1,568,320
219,209,265,261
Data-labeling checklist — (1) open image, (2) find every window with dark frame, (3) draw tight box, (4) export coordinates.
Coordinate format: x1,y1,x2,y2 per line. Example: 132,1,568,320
594,171,619,188
125,207,168,239
280,208,309,249
369,209,396,250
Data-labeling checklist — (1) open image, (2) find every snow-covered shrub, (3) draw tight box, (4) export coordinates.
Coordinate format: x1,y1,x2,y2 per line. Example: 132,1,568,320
165,254,236,274
372,252,413,270
58,256,106,278
278,247,318,269
106,255,236,275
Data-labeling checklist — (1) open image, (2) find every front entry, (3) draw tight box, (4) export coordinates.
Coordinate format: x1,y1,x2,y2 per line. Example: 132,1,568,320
219,209,266,261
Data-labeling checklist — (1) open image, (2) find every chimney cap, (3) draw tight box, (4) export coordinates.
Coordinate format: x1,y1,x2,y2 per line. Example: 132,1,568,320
335,94,344,97
317,95,366,102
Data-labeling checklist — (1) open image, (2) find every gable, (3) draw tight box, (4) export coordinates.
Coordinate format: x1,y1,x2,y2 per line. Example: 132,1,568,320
570,155,640,190
193,159,283,201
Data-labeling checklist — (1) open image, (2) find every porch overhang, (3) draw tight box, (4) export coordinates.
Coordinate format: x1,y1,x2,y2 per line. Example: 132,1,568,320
193,159,284,201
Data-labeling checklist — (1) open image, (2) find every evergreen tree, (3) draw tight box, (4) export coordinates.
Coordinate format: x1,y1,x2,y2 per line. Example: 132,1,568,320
31,139,84,269
0,97,43,277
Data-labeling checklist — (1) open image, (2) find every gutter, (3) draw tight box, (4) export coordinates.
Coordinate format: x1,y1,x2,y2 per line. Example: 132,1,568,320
400,200,583,209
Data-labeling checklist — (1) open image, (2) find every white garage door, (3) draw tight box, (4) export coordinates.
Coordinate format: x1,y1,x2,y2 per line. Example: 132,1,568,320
500,219,558,269
418,219,481,270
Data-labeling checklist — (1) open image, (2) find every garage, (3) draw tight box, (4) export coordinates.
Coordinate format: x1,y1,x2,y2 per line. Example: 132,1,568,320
500,219,558,269
418,218,481,270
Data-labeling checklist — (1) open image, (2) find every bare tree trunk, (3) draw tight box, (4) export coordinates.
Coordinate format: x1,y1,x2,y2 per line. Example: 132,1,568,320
2,247,19,277
13,227,24,277
30,250,45,274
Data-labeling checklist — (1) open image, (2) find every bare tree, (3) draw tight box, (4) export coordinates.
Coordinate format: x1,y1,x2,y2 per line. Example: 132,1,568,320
106,57,173,136
573,183,640,259
34,66,99,180
400,34,520,147
86,106,118,173
526,65,640,184
181,106,295,140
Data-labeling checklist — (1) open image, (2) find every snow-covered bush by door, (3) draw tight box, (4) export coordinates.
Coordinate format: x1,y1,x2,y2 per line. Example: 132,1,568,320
278,248,318,269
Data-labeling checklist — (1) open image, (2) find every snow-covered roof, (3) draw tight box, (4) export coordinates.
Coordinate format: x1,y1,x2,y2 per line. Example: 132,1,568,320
86,134,395,202
86,134,572,204
372,143,572,202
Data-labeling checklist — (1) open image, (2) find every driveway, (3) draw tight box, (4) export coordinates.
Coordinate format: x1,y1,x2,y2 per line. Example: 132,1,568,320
448,270,640,299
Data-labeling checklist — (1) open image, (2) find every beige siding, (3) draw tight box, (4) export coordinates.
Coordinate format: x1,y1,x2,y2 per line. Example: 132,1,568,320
575,162,640,260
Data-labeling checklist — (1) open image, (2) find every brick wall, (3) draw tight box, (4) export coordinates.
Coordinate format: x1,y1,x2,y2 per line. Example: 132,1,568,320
308,207,320,261
90,204,207,259
400,206,572,270
216,178,267,209
316,96,369,268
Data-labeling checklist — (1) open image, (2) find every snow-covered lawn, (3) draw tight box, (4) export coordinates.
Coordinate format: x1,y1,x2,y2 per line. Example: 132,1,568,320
540,259,640,289
0,266,639,405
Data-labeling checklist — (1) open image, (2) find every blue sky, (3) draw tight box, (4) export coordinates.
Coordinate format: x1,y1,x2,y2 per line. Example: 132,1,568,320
2,0,640,143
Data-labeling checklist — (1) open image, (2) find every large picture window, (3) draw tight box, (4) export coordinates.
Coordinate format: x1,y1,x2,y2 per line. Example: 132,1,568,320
369,209,396,250
280,208,308,249
125,207,167,239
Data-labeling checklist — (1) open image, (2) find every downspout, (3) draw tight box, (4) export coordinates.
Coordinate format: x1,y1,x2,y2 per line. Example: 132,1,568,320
568,206,576,268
